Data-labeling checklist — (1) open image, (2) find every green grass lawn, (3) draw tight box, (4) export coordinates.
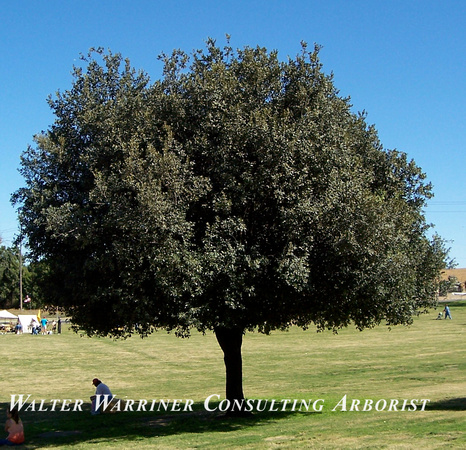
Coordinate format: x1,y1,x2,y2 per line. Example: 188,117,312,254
1,301,464,449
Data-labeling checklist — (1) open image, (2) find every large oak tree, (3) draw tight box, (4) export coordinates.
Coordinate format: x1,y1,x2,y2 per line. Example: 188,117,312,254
13,40,447,413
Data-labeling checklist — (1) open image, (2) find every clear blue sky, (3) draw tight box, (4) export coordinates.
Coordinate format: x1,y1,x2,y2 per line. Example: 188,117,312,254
1,0,465,265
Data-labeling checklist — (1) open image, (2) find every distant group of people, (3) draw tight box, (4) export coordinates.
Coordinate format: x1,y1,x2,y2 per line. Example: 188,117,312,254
2,316,65,335
28,317,62,335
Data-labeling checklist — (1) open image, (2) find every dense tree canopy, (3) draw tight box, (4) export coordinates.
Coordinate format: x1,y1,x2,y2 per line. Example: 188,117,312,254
13,40,448,408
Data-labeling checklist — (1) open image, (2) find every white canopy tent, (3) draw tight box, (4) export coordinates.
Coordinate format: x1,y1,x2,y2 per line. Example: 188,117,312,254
18,315,40,333
0,310,18,333
0,310,18,320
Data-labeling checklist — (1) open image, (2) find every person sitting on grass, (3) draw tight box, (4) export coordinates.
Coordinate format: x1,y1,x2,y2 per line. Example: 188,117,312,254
0,407,25,446
91,378,113,415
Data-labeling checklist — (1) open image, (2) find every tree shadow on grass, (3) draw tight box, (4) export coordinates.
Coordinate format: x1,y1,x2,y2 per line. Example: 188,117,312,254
2,401,315,449
425,397,466,411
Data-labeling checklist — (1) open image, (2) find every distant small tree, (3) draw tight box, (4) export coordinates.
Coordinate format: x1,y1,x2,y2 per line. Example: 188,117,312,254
20,260,49,308
439,275,462,295
13,40,448,413
0,246,20,308
438,280,450,297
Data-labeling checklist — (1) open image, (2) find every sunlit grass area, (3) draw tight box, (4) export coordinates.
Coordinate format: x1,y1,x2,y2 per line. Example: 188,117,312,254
1,301,464,449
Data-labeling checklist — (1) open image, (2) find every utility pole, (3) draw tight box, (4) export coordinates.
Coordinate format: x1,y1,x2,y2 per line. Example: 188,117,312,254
18,241,23,310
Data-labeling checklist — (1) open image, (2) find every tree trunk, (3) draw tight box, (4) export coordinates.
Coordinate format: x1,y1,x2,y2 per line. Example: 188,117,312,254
214,326,248,415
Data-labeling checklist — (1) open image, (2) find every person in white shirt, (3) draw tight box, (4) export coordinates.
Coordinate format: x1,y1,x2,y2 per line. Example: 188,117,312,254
90,378,113,415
